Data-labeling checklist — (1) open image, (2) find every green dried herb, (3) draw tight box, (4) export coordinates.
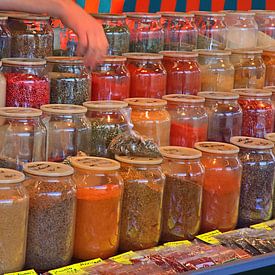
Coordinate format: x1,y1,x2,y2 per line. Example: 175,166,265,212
129,37,164,53
197,34,226,50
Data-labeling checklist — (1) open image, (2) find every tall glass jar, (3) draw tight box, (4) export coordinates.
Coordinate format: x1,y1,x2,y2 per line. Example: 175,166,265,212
230,137,275,227
0,169,28,274
2,58,50,108
116,156,165,251
46,56,91,105
264,86,275,130
124,53,167,98
23,162,76,271
231,49,266,89
163,94,208,148
126,13,164,53
194,142,242,233
0,16,11,59
197,50,234,92
160,51,201,95
71,157,123,260
262,47,275,86
41,104,91,162
0,61,6,107
198,92,242,143
91,56,130,100
160,146,204,241
125,98,171,146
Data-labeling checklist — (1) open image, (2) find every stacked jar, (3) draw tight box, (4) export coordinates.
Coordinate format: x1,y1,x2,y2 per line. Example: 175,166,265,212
0,61,6,107
263,86,275,130
262,47,275,86
0,16,11,59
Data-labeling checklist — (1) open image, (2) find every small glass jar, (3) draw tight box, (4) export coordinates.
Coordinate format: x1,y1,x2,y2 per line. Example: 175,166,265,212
125,98,171,146
0,61,6,107
231,49,266,89
2,58,50,108
0,16,11,59
195,142,242,233
41,104,91,162
197,50,234,92
230,137,275,227
71,157,123,260
93,13,130,56
46,56,91,105
124,53,167,98
126,13,164,53
116,155,165,251
0,169,28,274
160,51,201,95
262,47,275,86
23,162,76,271
91,56,130,101
163,94,208,148
160,146,204,241
198,92,242,143
84,100,130,157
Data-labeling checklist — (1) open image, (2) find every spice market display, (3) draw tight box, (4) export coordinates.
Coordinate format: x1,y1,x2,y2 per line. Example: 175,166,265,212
0,8,275,275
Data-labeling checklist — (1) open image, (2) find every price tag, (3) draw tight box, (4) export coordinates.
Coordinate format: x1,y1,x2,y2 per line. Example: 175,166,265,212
5,271,37,275
250,222,272,231
73,258,103,268
110,251,136,265
164,240,192,247
196,230,222,245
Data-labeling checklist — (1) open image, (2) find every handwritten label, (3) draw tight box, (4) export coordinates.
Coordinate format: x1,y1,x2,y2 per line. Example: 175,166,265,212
196,230,222,244
110,251,136,265
164,240,192,247
5,271,37,275
250,222,272,231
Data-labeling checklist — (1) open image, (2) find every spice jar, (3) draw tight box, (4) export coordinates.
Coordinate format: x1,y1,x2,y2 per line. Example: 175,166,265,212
23,162,76,271
93,13,130,56
125,98,171,146
197,50,235,92
160,51,201,95
126,13,164,53
0,169,28,274
198,92,242,143
46,56,91,105
84,100,130,157
116,155,164,251
264,86,275,130
160,146,204,241
230,137,275,227
91,56,130,101
70,157,123,260
124,53,167,98
0,16,11,59
262,47,275,86
2,58,50,108
231,49,266,89
163,94,208,148
194,142,242,232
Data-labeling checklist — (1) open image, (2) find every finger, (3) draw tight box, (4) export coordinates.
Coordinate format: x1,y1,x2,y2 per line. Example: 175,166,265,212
76,32,88,57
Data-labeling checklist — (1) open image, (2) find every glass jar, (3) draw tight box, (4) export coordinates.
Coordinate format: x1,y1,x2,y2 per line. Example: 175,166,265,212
126,13,164,53
84,100,130,157
2,58,50,108
160,146,204,241
262,47,275,86
93,13,130,56
264,86,275,130
125,98,171,146
0,16,11,59
116,156,165,251
0,169,28,274
23,162,76,270
70,157,123,260
231,49,266,89
230,137,275,227
124,53,167,98
194,12,227,50
160,51,201,95
163,94,208,148
8,15,53,58
91,56,130,101
46,56,91,105
66,29,78,57
0,61,6,107
197,50,234,92
198,92,242,143
194,142,242,232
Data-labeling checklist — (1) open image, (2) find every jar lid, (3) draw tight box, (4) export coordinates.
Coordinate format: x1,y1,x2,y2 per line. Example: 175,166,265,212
226,11,255,16
231,48,263,55
255,11,275,16
263,47,275,56
196,50,232,56
23,162,74,177
115,155,163,165
83,100,128,109
198,91,239,100
9,14,50,20
2,58,46,66
264,86,275,93
0,107,42,118
265,133,275,143
126,13,161,19
41,104,87,114
0,168,25,184
160,51,198,58
46,56,84,64
230,136,274,150
0,16,8,20
233,88,272,97
194,12,225,17
195,142,240,154
124,98,167,107
70,156,120,171
100,56,127,62
92,13,126,19
158,12,194,18
160,146,202,159
163,94,205,103
123,53,163,60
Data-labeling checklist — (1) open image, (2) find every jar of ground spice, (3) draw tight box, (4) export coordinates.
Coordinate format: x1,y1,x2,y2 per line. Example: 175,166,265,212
70,156,123,260
230,136,275,227
160,146,204,242
23,161,76,271
0,169,28,274
41,104,91,162
262,47,275,86
115,155,165,251
0,16,11,59
194,142,242,233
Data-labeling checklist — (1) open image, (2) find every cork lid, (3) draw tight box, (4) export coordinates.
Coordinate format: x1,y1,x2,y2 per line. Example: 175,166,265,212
0,168,25,184
233,88,272,98
231,48,263,55
83,100,128,109
159,12,194,18
198,91,239,100
124,98,167,107
2,58,46,66
41,104,87,114
160,51,198,58
226,11,255,16
126,13,161,19
263,47,275,56
0,107,42,118
194,12,225,17
123,53,163,60
264,86,275,93
9,14,50,20
163,94,205,103
265,133,275,143
100,56,127,62
46,56,84,64
230,136,274,150
160,146,202,159
195,142,240,154
92,13,126,19
196,50,232,56
115,155,163,165
24,162,74,177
